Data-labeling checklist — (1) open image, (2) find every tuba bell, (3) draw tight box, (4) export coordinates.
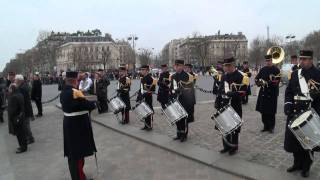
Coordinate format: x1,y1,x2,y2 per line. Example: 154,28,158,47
267,46,285,64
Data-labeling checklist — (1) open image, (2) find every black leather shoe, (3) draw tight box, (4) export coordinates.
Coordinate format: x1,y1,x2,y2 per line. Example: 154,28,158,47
36,114,43,117
146,127,153,131
286,166,301,172
260,129,268,132
180,136,186,142
228,149,238,156
219,149,230,154
269,129,274,134
141,127,147,130
173,136,180,140
16,148,27,154
301,170,310,178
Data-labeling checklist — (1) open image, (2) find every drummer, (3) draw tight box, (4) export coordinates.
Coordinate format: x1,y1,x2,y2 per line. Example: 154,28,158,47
169,59,196,142
215,56,249,155
117,64,131,124
284,50,320,178
136,65,156,131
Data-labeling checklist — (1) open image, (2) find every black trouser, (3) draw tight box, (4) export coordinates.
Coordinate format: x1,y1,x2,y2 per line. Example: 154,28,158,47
176,117,188,138
15,124,27,150
25,117,34,142
242,95,249,104
68,158,86,180
261,113,275,130
292,151,313,172
222,131,239,151
143,96,153,129
121,109,130,124
33,98,42,115
0,108,3,122
97,96,108,113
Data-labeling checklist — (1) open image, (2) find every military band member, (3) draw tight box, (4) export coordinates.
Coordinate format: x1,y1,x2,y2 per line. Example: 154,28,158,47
157,64,171,109
117,65,131,124
240,61,252,104
215,57,249,155
284,50,320,178
184,64,196,123
60,71,97,180
255,55,280,133
137,65,156,131
170,60,196,142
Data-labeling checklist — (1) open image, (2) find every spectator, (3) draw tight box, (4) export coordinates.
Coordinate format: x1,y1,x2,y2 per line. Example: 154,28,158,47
31,72,43,117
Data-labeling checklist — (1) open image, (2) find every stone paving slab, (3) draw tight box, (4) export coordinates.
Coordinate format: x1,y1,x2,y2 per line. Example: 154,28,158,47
93,111,303,180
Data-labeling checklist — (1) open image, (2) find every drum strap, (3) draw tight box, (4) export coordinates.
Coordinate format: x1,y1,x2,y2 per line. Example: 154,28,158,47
298,69,312,100
224,81,230,93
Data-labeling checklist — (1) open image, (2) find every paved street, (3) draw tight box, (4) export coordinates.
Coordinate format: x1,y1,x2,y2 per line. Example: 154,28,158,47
16,75,320,179
0,106,242,180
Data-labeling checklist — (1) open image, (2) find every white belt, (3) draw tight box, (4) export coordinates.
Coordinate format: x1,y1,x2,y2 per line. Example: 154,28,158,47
64,111,89,117
294,96,311,101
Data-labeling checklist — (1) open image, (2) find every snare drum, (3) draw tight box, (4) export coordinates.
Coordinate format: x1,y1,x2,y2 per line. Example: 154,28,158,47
288,109,320,150
212,105,243,136
162,101,188,126
134,102,153,121
109,97,126,114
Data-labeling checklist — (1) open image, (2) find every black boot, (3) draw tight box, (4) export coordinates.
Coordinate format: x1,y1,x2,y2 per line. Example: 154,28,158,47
286,165,301,173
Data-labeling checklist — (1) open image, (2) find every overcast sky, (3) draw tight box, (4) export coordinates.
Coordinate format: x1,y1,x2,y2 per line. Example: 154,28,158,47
1,0,320,70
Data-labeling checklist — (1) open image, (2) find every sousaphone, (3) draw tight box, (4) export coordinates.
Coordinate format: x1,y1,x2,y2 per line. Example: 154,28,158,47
267,46,285,64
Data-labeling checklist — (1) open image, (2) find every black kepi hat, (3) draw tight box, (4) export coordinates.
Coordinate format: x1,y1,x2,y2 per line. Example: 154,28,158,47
299,50,313,59
66,71,78,78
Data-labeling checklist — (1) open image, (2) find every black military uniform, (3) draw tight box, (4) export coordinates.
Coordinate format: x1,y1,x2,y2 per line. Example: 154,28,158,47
117,66,131,124
240,61,252,104
137,65,156,130
157,64,171,109
284,50,320,177
170,60,196,142
94,70,110,114
184,64,197,123
215,57,248,155
255,55,280,133
60,71,97,180
31,74,43,117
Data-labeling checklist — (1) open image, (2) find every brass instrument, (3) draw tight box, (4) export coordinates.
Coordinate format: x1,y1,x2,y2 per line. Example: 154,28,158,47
267,46,285,64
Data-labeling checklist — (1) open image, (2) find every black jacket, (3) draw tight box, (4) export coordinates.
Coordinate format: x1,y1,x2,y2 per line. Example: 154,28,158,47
31,79,42,100
117,75,131,110
8,91,25,135
255,66,280,114
284,66,320,152
157,71,170,105
18,82,34,118
137,74,156,108
60,85,97,159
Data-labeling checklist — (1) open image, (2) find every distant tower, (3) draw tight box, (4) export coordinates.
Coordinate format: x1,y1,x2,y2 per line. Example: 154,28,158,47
267,26,270,41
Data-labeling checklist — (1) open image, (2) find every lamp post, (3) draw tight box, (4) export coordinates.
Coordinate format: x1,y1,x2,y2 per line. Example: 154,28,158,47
127,35,138,70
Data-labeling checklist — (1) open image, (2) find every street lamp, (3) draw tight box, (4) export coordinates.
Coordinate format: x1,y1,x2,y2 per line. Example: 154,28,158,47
128,35,138,69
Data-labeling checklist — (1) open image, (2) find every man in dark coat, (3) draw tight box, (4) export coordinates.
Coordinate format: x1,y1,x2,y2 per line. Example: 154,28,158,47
94,69,110,114
170,60,196,142
284,50,320,178
137,65,156,131
60,71,97,180
239,61,252,104
31,73,43,117
7,83,27,153
15,74,35,144
117,66,131,124
255,55,280,133
184,64,197,124
157,64,170,109
0,77,6,123
215,57,249,155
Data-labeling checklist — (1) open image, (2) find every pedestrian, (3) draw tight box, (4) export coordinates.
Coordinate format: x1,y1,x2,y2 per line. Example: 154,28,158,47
79,72,93,95
94,69,110,113
8,83,27,153
0,76,6,123
31,72,43,117
15,74,35,144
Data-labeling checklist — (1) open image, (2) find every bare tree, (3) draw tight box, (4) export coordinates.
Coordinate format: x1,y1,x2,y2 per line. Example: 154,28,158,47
138,48,152,65
101,48,111,70
304,30,320,64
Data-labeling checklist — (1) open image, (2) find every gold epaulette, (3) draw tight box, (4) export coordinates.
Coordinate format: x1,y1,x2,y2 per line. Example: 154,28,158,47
194,73,198,80
126,77,131,85
242,75,250,86
288,71,292,80
187,73,194,83
152,77,158,86
72,88,85,99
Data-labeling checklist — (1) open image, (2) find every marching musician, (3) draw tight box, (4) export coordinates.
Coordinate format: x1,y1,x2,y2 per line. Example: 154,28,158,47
284,50,320,178
170,60,196,142
240,61,252,104
60,71,97,180
255,55,280,133
137,65,156,131
215,57,248,155
212,61,224,95
157,64,171,109
117,65,131,124
184,64,197,123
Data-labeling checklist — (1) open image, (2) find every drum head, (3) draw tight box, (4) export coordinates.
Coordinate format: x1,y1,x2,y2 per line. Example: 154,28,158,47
291,111,311,128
